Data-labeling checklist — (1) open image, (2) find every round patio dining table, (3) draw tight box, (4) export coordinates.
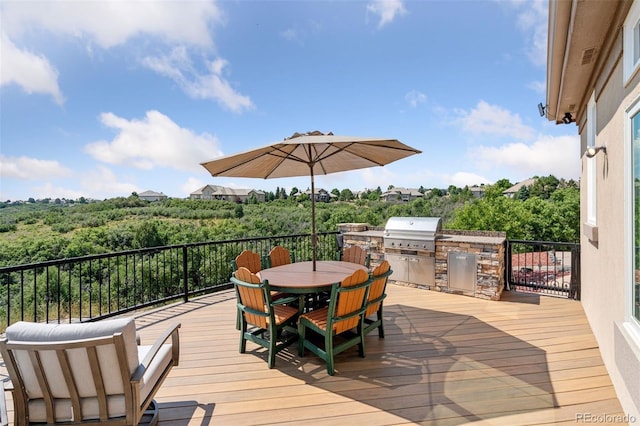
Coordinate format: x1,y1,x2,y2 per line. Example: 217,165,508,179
258,260,368,294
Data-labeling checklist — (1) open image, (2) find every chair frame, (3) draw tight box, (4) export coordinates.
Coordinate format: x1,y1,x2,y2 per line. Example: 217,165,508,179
232,249,264,273
363,261,393,338
231,267,301,368
267,245,293,268
340,245,371,268
297,269,372,375
0,321,180,426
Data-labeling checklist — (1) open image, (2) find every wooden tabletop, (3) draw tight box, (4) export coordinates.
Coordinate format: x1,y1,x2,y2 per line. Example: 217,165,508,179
258,260,368,293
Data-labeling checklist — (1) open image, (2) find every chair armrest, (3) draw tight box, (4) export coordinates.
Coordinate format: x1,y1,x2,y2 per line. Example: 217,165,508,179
0,380,8,426
272,296,299,306
132,323,181,382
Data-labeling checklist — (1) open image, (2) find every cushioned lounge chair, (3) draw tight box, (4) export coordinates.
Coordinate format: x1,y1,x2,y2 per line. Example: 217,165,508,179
0,318,180,425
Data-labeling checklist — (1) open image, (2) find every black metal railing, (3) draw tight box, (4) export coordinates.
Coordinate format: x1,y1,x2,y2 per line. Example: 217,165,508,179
506,239,581,299
0,232,339,331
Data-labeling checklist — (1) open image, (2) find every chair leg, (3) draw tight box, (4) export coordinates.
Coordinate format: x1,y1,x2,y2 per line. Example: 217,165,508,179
298,322,306,356
239,318,247,354
268,325,277,368
377,307,385,338
325,333,335,376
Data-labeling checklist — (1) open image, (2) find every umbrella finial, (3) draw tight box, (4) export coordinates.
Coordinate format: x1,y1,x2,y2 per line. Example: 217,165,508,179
285,130,333,140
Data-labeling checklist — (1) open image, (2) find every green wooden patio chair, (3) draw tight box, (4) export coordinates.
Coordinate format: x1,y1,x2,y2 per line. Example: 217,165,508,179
231,267,301,369
297,268,372,375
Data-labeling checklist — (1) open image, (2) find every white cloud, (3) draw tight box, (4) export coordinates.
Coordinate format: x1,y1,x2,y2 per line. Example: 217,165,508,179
79,166,141,198
367,0,407,29
470,134,580,180
182,177,208,196
1,0,227,106
512,0,547,67
457,100,536,141
528,80,546,95
2,0,222,49
281,29,299,43
142,47,254,113
30,182,86,201
0,32,64,105
405,90,426,108
0,155,72,180
85,110,224,172
449,172,491,188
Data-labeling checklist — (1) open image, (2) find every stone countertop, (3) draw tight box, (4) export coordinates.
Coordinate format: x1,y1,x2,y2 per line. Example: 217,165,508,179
341,229,384,238
340,229,505,245
437,233,506,245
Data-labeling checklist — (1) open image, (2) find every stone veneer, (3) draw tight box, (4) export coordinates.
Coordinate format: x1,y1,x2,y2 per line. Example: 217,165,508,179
337,223,506,301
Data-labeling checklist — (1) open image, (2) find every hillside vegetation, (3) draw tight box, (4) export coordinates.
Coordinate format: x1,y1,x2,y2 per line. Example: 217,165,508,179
0,177,579,267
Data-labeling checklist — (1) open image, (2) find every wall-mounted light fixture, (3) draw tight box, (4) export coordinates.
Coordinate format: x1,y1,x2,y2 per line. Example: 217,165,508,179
538,102,547,117
562,112,573,124
585,146,606,158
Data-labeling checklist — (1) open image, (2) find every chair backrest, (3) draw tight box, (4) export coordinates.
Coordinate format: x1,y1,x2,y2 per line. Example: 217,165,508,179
234,250,263,273
329,268,371,334
341,246,370,267
268,245,292,268
0,318,140,424
232,267,271,329
366,260,393,317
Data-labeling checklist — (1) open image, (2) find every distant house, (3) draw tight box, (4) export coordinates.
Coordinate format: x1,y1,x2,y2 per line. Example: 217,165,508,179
380,187,423,203
293,188,334,202
468,185,485,199
502,178,537,198
190,185,265,203
138,190,167,202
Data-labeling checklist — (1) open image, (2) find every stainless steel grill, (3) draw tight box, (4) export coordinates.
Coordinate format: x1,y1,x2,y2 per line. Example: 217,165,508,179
383,217,442,286
383,216,442,250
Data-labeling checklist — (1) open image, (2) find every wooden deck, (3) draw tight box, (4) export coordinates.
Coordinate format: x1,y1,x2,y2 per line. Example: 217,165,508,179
2,284,624,425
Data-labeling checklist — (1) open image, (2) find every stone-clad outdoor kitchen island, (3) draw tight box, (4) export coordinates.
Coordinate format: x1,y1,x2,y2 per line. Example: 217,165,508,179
338,223,506,300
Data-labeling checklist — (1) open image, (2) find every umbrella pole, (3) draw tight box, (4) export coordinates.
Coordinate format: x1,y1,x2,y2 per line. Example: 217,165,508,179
310,166,317,271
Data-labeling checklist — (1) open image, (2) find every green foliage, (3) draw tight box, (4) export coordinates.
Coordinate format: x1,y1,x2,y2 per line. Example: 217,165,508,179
0,178,580,265
448,180,580,241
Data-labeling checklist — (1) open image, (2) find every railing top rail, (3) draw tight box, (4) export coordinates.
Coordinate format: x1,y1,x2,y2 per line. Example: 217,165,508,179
507,239,579,247
0,231,339,273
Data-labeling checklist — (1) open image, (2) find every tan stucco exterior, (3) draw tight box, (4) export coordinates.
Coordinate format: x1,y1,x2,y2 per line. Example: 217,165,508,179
547,0,640,420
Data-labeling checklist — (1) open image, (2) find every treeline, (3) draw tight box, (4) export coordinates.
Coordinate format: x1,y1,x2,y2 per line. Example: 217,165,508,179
0,176,579,266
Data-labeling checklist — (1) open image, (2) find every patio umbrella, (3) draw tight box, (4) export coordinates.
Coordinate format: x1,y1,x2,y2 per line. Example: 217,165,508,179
200,131,421,270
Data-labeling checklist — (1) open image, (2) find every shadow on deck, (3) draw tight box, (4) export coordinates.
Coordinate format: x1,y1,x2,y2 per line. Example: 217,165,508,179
1,285,624,425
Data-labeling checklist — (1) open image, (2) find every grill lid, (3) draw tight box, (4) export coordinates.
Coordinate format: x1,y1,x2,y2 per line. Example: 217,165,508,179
384,216,442,237
383,216,442,250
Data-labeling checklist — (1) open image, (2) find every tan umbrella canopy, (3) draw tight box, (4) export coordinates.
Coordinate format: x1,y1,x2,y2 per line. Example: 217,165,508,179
200,131,421,270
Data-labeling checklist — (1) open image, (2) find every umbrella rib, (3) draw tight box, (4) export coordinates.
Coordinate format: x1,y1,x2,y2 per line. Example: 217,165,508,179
260,146,316,178
314,142,417,167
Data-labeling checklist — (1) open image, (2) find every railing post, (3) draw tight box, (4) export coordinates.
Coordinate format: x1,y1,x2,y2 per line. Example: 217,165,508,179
182,245,189,303
570,246,581,300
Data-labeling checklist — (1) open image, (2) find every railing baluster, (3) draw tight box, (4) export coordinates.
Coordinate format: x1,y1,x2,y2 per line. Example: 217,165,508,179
0,232,338,330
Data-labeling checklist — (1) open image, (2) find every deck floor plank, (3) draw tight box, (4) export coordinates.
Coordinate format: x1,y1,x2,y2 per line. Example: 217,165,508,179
0,284,625,425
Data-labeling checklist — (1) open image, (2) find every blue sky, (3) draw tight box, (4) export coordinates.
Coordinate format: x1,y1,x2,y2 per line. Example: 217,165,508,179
0,0,579,201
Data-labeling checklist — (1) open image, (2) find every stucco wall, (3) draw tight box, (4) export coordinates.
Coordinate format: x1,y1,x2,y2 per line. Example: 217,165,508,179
580,41,640,420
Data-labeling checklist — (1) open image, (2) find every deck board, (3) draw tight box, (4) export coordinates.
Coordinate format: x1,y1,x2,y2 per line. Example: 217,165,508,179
0,285,625,425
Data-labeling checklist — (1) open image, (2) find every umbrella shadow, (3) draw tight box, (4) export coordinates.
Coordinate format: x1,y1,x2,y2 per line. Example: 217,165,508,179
284,303,558,424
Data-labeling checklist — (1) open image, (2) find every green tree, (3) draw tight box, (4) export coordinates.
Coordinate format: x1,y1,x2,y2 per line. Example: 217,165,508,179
339,188,354,201
530,175,560,199
235,204,244,219
133,221,166,248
